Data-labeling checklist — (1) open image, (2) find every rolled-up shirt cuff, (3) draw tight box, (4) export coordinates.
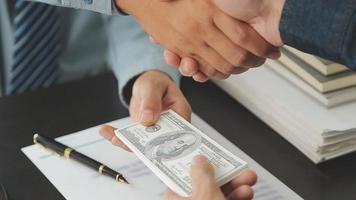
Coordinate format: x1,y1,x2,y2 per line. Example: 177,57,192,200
28,0,117,15
279,0,356,67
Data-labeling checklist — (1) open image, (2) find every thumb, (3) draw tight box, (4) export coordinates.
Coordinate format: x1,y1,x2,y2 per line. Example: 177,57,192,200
138,82,166,126
190,155,219,196
163,188,185,200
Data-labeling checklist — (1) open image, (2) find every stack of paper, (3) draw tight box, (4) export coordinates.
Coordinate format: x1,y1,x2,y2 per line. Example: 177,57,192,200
215,66,356,163
275,46,356,107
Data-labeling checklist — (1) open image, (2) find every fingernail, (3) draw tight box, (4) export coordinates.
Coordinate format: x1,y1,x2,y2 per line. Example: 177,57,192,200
181,61,190,72
140,110,154,123
180,59,187,67
192,155,208,166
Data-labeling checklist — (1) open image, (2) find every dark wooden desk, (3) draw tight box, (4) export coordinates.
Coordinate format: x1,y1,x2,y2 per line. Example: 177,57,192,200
0,72,355,200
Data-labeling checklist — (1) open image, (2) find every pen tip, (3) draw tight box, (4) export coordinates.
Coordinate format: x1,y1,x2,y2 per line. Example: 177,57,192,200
116,175,129,184
121,177,129,184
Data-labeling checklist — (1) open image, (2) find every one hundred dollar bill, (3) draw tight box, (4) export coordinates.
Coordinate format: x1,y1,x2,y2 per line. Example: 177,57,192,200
115,110,248,197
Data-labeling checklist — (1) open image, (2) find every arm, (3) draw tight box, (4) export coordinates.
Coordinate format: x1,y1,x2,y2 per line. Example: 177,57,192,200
166,0,356,79
30,0,278,81
106,16,180,107
213,0,356,70
106,15,192,125
279,0,356,70
114,0,278,80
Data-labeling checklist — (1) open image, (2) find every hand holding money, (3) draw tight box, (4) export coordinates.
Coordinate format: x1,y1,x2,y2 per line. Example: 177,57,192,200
100,110,257,200
164,155,256,200
129,71,191,126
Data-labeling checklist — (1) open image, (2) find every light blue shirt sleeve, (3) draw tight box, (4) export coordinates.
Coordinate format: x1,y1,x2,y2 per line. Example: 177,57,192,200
27,0,118,15
106,16,181,107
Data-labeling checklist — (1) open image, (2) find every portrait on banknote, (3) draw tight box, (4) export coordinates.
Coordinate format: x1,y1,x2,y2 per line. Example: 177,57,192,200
145,124,161,133
144,131,202,161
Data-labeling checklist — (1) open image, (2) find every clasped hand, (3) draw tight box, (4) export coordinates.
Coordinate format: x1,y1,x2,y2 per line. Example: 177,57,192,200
117,0,281,82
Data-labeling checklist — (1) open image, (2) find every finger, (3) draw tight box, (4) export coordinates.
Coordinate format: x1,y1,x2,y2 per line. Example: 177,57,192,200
199,66,229,80
166,88,192,122
99,125,131,151
192,72,209,83
139,94,163,126
232,68,249,75
227,185,254,200
195,44,235,76
99,125,116,141
202,25,268,70
213,13,280,59
178,57,199,77
199,47,266,72
129,95,141,122
191,155,219,196
164,50,181,68
230,170,258,186
159,78,192,122
204,22,262,69
192,55,229,80
163,188,185,200
237,54,266,69
136,77,167,126
178,67,189,77
171,101,192,122
221,170,257,196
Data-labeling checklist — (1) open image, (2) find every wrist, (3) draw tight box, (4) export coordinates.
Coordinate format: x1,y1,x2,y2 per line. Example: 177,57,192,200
251,0,285,47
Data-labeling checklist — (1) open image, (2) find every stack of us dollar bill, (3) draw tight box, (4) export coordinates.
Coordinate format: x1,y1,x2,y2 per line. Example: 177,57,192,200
115,110,248,197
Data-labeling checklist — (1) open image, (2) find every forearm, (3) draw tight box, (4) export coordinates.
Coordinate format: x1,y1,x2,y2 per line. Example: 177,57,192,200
280,0,356,69
106,16,180,107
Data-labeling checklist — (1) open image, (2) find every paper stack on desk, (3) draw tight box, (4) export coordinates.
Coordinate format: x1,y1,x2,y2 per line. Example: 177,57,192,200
215,63,356,163
22,114,302,200
275,46,356,107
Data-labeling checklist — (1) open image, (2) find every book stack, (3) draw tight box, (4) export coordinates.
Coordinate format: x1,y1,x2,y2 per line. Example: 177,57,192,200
274,46,356,107
214,47,356,163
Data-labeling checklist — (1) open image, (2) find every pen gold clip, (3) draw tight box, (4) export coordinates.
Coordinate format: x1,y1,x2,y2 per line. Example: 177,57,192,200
64,148,73,158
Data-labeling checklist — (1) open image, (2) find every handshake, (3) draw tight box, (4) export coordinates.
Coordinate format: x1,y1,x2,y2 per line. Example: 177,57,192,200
116,0,285,82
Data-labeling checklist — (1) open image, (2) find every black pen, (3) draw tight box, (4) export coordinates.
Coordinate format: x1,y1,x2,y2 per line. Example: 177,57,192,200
33,134,129,184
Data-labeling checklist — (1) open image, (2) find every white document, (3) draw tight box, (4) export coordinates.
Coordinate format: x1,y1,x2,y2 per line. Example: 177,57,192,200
215,65,356,163
22,114,302,200
218,63,356,136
